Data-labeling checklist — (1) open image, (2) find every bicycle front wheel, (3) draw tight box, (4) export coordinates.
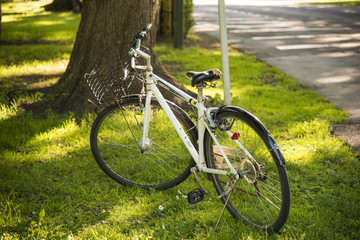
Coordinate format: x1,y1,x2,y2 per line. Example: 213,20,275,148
204,108,290,233
90,96,197,190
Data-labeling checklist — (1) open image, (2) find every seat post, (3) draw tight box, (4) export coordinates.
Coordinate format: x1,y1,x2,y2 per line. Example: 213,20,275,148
197,85,205,102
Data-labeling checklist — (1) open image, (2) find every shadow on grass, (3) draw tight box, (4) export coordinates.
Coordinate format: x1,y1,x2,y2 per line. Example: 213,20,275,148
0,43,72,66
1,106,198,239
0,147,125,238
0,73,61,91
0,110,69,151
1,103,359,239
0,108,233,239
283,142,360,239
0,110,130,237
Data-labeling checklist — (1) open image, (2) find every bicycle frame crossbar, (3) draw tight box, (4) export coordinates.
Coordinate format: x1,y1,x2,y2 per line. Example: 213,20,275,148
149,73,198,106
132,46,239,178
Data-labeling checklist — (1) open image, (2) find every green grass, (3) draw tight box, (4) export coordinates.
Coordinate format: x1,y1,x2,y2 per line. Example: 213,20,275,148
155,45,347,127
1,1,360,239
0,0,80,90
2,12,80,43
155,44,359,239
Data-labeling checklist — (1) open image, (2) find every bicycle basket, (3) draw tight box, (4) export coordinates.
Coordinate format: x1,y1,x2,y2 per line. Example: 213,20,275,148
84,44,146,106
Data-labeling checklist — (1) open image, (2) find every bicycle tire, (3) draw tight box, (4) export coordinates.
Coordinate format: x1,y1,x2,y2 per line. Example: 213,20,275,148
90,95,197,190
204,107,290,233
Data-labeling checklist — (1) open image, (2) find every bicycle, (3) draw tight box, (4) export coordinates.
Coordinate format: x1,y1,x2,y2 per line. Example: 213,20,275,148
84,24,290,233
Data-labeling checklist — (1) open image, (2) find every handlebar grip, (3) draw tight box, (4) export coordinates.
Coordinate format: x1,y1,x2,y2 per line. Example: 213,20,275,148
143,23,152,33
133,23,152,42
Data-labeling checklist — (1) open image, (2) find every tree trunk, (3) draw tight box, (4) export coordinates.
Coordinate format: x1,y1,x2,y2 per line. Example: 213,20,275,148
46,0,195,115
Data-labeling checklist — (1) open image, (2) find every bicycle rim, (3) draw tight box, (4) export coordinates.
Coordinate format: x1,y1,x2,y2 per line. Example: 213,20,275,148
204,110,290,233
90,96,197,189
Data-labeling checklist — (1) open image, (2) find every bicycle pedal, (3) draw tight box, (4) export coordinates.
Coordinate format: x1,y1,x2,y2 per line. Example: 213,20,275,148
187,188,205,204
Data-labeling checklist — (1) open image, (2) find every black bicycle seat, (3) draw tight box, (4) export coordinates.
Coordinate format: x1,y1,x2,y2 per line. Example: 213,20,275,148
186,69,222,87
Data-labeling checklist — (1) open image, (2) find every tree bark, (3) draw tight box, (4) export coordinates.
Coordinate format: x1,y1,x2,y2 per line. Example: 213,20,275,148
45,0,195,115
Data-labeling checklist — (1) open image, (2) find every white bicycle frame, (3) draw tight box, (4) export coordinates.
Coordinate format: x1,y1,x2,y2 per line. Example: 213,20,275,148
132,45,239,179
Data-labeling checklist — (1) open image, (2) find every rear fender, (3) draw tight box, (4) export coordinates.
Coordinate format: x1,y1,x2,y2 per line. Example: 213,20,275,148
216,105,286,166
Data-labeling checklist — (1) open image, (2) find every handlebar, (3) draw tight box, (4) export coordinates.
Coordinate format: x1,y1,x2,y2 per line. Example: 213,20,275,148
129,24,153,71
133,23,152,42
143,23,152,33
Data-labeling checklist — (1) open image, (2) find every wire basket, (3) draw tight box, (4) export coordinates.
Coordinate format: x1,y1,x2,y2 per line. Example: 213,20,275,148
84,44,146,106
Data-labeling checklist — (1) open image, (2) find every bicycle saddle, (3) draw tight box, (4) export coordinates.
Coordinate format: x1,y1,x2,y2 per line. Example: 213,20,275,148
186,69,222,87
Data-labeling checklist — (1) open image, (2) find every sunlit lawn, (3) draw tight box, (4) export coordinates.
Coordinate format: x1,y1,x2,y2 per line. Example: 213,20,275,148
0,0,79,90
1,1,359,239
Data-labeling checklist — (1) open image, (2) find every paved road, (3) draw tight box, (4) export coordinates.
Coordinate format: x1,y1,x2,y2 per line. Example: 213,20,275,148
193,1,360,122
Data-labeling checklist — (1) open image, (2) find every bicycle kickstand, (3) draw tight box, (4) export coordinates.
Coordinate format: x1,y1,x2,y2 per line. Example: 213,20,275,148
215,178,237,231
187,167,208,204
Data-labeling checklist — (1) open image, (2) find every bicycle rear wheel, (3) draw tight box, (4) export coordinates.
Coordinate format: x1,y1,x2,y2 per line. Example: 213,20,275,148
204,108,290,233
90,96,197,190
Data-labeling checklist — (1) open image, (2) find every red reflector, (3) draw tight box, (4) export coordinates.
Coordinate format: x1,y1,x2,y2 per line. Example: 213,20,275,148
231,132,240,140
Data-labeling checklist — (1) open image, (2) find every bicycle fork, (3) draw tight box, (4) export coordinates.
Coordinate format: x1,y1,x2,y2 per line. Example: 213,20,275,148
140,91,153,152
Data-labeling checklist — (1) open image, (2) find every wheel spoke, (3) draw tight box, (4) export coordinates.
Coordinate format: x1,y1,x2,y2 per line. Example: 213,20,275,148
91,98,196,189
205,110,290,232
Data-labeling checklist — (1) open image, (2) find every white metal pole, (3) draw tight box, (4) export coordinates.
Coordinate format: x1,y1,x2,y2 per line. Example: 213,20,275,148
218,0,231,105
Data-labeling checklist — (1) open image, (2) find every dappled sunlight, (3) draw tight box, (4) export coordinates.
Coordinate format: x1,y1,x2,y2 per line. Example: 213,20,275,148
278,118,353,166
2,8,80,43
1,1,79,92
0,118,90,164
0,60,67,78
288,118,330,139
281,137,333,165
317,75,353,84
24,118,84,161
2,12,52,23
74,180,235,239
78,200,158,237
0,97,92,164
1,44,72,66
276,118,359,238
0,61,65,89
277,120,329,165
1,0,359,237
316,66,359,84
156,39,359,237
1,0,52,17
0,105,18,121
0,92,43,120
27,14,80,27
0,43,72,89
2,5,78,24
